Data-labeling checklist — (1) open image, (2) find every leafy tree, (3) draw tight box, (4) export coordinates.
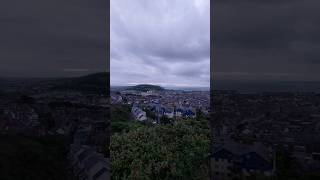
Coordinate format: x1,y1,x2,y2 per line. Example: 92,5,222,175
160,115,171,125
111,118,210,180
276,145,297,179
145,109,156,120
0,134,70,180
111,104,134,134
196,108,206,121
246,173,273,180
38,112,55,130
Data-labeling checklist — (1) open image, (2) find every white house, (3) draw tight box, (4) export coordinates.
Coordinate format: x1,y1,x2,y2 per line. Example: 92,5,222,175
164,108,174,119
131,106,147,121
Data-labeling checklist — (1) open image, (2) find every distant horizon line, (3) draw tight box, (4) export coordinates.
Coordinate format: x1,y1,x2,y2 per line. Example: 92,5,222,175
110,84,210,88
111,79,320,87
0,72,109,79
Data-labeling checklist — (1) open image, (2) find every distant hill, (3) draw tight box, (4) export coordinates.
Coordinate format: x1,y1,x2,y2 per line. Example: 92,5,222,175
0,73,110,95
126,84,164,92
50,72,109,94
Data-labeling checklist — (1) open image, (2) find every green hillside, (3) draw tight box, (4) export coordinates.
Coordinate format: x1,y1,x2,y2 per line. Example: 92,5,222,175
50,72,109,94
126,84,164,92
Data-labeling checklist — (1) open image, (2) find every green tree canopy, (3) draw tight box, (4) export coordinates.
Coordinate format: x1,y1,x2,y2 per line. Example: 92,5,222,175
111,119,210,180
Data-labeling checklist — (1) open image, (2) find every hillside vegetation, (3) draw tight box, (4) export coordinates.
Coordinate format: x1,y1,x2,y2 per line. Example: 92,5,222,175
126,84,164,92
0,134,70,180
110,105,210,180
50,72,109,94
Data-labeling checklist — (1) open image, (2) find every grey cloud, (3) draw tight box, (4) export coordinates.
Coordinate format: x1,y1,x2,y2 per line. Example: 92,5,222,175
0,0,108,77
213,0,320,81
111,0,210,87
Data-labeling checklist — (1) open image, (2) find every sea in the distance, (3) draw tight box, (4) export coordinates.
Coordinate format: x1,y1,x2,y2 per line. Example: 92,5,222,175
111,85,209,92
165,86,209,91
213,80,320,94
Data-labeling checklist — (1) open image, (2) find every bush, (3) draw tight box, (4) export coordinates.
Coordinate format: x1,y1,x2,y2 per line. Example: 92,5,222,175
0,134,70,180
111,119,210,180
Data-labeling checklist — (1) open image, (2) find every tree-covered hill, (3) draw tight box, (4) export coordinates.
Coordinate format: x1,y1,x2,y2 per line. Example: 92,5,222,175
50,72,109,94
0,72,110,95
126,84,164,92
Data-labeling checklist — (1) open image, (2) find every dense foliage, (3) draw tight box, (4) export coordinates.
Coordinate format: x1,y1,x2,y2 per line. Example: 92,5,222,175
274,146,320,180
0,134,70,180
111,104,142,134
111,106,210,180
126,84,164,92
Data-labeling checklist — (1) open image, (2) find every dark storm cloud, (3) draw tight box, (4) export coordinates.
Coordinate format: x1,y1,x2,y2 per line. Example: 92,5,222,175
111,0,210,87
213,0,320,81
0,0,108,77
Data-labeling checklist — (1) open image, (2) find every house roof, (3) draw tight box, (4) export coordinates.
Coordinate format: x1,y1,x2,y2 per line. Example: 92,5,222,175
211,139,273,171
239,152,273,171
212,148,235,161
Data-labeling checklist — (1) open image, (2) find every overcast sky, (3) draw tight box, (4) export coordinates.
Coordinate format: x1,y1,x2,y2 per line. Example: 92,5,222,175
110,0,210,87
213,0,320,82
0,0,108,78
3,0,319,83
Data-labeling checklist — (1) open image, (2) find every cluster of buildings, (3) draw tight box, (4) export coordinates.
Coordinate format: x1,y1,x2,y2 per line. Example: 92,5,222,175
211,90,320,179
131,105,147,121
69,114,109,180
111,88,210,123
0,89,110,180
211,137,274,179
0,102,40,133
